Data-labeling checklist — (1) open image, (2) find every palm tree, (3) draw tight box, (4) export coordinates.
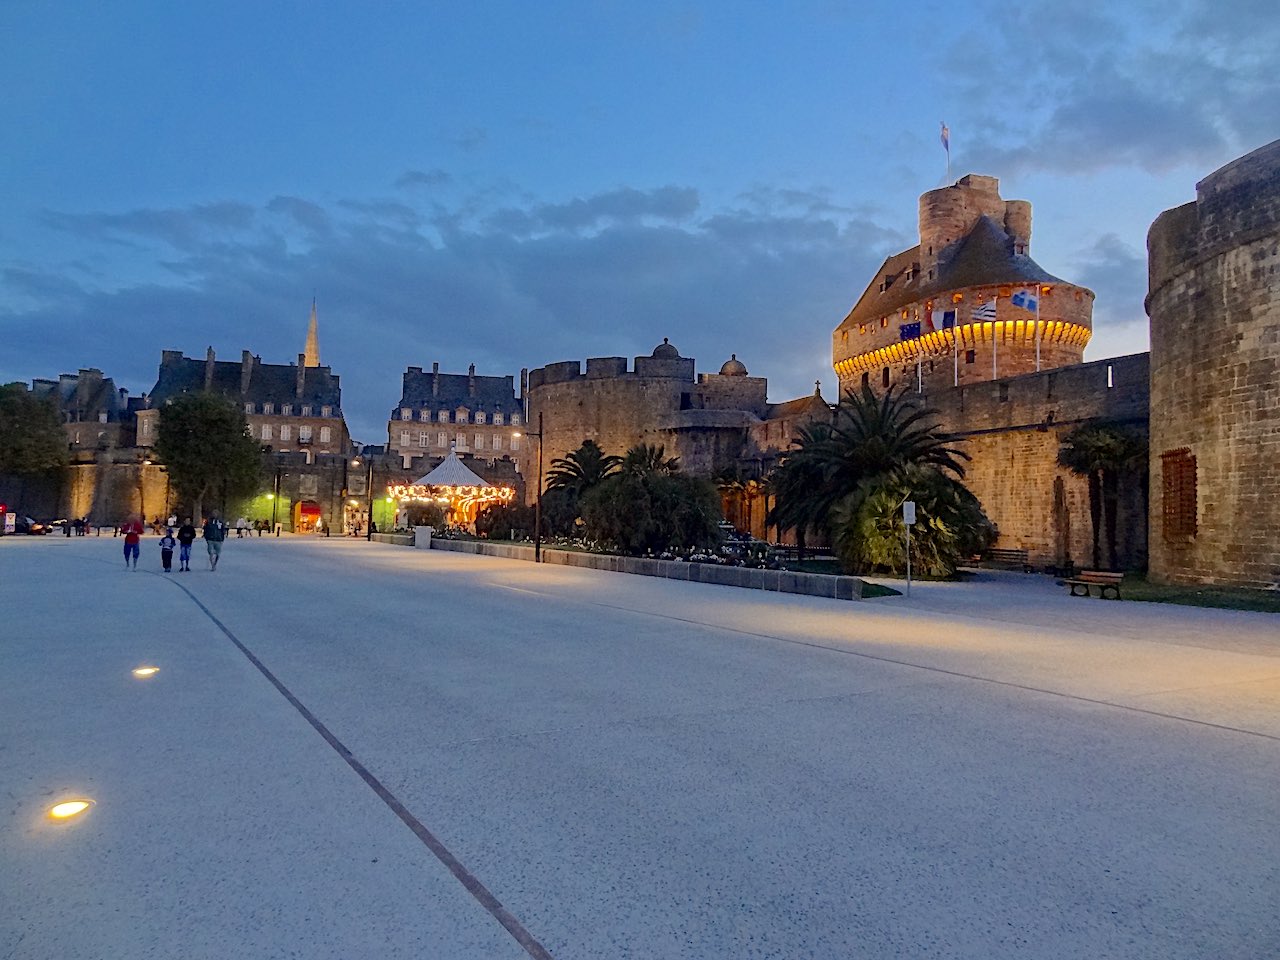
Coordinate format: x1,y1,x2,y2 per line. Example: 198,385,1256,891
1058,423,1146,569
768,384,968,542
545,440,622,496
620,443,680,477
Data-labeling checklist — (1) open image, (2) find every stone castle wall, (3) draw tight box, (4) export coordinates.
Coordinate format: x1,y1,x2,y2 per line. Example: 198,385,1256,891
1146,139,1280,589
926,353,1150,570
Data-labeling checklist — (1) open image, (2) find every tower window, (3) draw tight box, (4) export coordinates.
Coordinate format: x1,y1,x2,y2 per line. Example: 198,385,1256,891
965,350,976,364
882,367,890,388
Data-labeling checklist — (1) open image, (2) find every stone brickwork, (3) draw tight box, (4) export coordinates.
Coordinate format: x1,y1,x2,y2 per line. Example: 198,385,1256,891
1146,139,1280,589
833,174,1094,396
925,354,1150,571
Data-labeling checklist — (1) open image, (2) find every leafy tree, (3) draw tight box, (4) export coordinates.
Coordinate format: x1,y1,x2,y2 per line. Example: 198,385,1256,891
0,383,68,477
154,393,265,522
1058,423,1147,569
475,501,533,539
405,502,447,529
581,443,719,555
545,440,621,496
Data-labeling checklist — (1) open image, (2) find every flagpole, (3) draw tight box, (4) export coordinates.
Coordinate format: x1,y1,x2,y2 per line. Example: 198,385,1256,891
992,296,998,381
954,323,959,386
1035,289,1042,372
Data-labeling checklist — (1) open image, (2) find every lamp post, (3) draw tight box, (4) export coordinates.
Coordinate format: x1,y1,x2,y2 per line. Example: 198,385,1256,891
352,455,375,540
515,412,544,562
271,467,282,536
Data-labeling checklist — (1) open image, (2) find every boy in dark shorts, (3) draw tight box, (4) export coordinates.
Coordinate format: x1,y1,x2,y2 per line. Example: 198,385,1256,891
176,518,197,572
159,528,177,572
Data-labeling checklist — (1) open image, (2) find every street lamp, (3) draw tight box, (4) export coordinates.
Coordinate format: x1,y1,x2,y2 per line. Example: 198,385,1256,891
514,411,544,562
271,467,282,535
352,455,375,540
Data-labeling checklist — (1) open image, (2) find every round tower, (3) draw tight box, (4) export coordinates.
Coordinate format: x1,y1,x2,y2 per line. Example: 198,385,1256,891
1147,139,1280,588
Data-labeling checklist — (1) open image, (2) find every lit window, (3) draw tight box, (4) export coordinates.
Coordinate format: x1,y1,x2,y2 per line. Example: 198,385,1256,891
400,430,410,446
320,426,331,443
141,420,150,437
280,425,292,441
261,424,272,440
476,412,486,424
299,426,312,442
437,431,446,447
439,410,449,422
492,434,502,451
493,412,504,426
420,410,430,422
512,414,522,426
512,436,521,451
419,431,428,447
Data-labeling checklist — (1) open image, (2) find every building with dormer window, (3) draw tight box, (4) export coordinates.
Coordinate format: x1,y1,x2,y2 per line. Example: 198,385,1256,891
387,362,524,470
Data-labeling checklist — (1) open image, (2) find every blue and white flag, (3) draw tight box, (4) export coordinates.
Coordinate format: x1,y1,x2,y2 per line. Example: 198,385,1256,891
931,309,956,330
972,302,997,322
899,321,921,340
1011,288,1039,312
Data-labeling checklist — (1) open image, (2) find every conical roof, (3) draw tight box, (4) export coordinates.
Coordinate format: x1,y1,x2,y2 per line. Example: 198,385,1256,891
412,450,490,487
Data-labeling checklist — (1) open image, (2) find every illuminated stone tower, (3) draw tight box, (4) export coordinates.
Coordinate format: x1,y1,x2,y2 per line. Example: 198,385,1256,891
833,175,1094,395
304,299,320,368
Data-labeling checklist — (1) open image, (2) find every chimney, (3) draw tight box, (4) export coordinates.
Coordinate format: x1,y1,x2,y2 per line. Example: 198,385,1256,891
240,350,254,395
468,363,476,397
296,354,306,398
204,346,216,391
432,362,439,397
520,367,528,401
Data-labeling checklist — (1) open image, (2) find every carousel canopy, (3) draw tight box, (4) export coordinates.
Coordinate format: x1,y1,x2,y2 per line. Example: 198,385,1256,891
411,451,491,487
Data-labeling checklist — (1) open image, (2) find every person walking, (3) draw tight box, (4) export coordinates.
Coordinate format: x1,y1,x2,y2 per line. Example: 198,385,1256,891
203,512,226,571
236,516,248,538
159,527,177,573
176,517,197,572
121,514,144,570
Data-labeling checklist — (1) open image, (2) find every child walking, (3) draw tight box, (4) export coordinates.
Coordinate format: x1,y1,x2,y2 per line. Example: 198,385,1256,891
159,528,177,573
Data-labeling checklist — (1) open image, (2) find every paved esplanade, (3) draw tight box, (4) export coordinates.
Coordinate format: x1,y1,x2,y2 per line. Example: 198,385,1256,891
3,537,1277,959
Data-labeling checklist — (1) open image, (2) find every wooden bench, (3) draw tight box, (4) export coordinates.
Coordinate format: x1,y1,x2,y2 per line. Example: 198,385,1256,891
1063,570,1124,599
974,547,1032,572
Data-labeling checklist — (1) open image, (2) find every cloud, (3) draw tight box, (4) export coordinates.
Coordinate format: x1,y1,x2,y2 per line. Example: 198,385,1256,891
394,168,452,190
1070,232,1148,331
952,0,1280,176
0,182,892,441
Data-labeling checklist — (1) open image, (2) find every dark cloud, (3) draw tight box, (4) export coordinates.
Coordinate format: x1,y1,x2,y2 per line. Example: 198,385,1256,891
1070,233,1148,331
954,0,1280,176
1,183,890,442
394,168,452,190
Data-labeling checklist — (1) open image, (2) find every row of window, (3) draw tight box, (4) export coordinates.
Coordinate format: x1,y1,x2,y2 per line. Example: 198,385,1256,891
397,408,520,426
398,431,521,452
245,402,334,417
257,424,332,443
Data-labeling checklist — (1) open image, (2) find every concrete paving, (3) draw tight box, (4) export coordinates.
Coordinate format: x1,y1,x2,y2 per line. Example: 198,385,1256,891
2,535,1277,959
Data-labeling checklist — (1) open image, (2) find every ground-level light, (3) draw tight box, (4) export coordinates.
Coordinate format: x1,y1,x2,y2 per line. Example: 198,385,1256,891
48,799,94,820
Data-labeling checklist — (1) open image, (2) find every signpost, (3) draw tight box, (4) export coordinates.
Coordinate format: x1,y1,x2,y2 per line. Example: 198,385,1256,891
903,500,916,596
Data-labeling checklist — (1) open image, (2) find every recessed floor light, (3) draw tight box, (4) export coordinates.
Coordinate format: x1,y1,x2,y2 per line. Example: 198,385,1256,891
131,666,159,678
48,799,94,820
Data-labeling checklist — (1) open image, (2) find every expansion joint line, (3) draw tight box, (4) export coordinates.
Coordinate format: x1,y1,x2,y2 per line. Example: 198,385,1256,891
168,579,556,960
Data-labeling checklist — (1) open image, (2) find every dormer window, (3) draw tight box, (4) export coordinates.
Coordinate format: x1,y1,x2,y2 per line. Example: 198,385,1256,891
245,402,255,414
493,412,504,426
321,405,331,417
400,408,411,420
420,410,430,421
512,414,522,426
438,410,449,423
456,408,469,424
475,411,486,424
301,405,312,417
263,403,274,415
280,404,292,416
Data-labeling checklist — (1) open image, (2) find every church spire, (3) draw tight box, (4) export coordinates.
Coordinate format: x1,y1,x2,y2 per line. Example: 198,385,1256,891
304,298,320,367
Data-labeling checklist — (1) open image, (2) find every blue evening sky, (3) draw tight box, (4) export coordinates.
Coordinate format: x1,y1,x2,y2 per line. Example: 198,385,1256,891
2,0,1275,442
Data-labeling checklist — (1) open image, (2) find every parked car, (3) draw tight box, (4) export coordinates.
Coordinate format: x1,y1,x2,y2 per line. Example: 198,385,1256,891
14,516,49,535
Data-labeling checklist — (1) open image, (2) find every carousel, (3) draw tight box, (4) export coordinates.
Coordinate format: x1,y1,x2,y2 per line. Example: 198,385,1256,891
386,449,516,528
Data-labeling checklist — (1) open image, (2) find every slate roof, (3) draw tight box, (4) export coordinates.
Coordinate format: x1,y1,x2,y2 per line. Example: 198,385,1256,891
147,354,342,409
766,392,831,421
838,215,1071,332
396,368,519,415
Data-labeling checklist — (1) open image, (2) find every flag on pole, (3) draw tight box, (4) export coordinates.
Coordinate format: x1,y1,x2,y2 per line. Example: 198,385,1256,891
899,321,921,340
931,309,956,330
1010,288,1039,312
940,121,950,153
972,301,997,322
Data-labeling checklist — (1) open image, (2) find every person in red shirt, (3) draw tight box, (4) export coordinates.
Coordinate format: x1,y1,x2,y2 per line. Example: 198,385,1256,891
121,514,144,570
